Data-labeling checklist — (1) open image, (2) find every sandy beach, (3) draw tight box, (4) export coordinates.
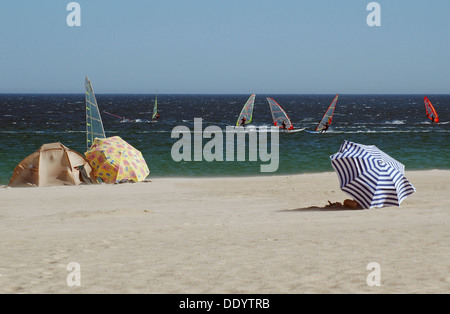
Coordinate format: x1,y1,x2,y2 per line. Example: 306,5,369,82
0,170,449,294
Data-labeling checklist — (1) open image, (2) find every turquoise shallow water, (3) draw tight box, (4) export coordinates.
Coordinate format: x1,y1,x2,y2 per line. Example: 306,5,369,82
0,94,449,185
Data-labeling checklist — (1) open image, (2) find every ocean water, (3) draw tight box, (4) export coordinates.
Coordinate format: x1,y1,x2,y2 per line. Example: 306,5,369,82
0,94,449,185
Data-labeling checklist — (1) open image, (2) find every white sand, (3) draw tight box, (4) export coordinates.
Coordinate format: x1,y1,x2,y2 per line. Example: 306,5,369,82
0,170,449,294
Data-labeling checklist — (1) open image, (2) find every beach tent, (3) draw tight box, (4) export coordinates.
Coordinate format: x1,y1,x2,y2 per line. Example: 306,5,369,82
8,142,97,187
330,140,416,209
85,136,150,184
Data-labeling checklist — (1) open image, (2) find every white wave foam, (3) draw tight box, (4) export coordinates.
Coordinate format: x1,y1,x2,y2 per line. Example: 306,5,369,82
385,120,405,125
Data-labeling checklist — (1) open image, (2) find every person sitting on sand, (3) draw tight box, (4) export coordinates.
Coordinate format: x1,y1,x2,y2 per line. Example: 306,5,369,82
325,200,362,210
343,199,362,210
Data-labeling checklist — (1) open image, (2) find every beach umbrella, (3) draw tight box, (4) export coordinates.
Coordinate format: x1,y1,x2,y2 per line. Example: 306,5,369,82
330,140,416,209
85,136,150,183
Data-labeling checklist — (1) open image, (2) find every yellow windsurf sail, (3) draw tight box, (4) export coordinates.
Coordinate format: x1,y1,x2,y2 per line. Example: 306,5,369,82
236,94,256,126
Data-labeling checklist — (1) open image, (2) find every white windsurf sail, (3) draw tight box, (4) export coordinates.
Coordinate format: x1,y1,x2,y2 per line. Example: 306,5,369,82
85,76,106,150
152,91,158,120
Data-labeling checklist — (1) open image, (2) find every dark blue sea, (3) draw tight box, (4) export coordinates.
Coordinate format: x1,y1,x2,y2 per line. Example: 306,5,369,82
0,94,449,185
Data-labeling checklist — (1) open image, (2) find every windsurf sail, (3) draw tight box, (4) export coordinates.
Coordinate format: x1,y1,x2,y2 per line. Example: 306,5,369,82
315,94,338,132
152,91,158,120
85,76,106,150
266,97,294,130
424,96,439,123
236,94,256,126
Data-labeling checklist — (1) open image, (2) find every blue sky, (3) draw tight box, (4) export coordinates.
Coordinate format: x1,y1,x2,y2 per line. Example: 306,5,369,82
1,0,449,94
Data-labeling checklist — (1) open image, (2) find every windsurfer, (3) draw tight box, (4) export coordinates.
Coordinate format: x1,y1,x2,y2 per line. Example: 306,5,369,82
321,122,330,133
153,113,160,121
425,97,439,124
240,117,247,126
281,120,287,130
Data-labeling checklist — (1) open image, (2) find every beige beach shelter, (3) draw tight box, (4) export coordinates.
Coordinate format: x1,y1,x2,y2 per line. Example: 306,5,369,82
8,142,97,187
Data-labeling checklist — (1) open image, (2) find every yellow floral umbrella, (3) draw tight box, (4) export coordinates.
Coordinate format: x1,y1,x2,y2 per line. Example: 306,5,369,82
85,136,149,183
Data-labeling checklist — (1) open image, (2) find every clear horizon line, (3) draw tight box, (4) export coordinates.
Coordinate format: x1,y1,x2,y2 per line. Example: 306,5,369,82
1,92,449,96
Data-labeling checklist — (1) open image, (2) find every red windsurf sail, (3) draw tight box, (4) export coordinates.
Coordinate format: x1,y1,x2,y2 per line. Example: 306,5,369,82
266,97,294,131
316,94,338,132
424,97,439,124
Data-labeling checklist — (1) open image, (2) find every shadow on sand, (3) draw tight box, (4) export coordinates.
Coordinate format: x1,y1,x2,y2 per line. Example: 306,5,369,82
279,201,364,212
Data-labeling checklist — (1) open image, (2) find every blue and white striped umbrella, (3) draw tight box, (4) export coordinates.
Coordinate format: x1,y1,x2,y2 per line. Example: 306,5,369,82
330,140,416,209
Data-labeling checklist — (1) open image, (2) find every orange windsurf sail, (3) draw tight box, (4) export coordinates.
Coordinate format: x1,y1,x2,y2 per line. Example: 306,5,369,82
424,97,439,123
